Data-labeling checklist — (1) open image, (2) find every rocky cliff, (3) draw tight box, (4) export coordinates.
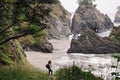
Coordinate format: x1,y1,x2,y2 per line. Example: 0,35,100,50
46,4,71,39
114,8,120,23
67,28,120,54
0,40,26,65
110,26,120,42
71,4,113,34
18,3,71,53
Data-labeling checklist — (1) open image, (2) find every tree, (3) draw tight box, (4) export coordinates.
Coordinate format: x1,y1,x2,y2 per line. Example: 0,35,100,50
0,0,59,45
0,0,59,65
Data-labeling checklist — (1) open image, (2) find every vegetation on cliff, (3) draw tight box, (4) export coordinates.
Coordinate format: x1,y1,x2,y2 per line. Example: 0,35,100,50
110,26,120,42
0,0,59,65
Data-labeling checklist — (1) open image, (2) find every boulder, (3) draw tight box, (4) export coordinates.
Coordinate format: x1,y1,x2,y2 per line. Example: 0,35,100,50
71,4,113,34
67,28,120,54
30,41,53,53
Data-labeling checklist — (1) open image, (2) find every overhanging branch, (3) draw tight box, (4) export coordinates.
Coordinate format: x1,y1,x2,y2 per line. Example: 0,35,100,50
0,25,47,45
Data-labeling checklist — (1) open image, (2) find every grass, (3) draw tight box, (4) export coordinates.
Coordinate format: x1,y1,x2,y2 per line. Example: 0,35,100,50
54,65,103,80
0,65,51,80
0,65,104,80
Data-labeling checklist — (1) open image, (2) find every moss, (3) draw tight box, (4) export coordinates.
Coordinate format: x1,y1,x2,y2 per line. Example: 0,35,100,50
19,29,47,49
15,40,27,64
19,35,35,47
0,43,13,65
0,52,13,65
0,39,27,65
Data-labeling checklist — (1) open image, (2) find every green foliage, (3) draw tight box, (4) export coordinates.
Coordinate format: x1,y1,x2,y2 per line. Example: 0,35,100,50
116,77,120,80
111,65,117,68
33,30,47,44
111,54,120,80
0,43,13,65
111,72,119,76
55,65,103,80
0,65,51,80
0,53,13,65
17,14,25,21
19,35,35,48
0,0,59,45
110,26,120,42
112,55,120,62
0,39,27,65
0,0,59,65
15,40,27,64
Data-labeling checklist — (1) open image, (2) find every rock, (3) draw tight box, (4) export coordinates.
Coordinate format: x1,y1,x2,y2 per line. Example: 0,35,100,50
114,8,120,23
46,4,71,39
110,26,120,42
19,35,35,51
71,4,113,34
30,41,53,53
0,40,27,65
67,28,120,54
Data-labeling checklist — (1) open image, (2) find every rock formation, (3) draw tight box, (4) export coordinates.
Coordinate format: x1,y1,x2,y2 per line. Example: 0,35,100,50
19,33,54,53
30,41,53,53
114,8,120,23
0,40,26,65
71,4,113,34
19,3,71,53
67,28,120,54
110,26,120,42
46,4,71,39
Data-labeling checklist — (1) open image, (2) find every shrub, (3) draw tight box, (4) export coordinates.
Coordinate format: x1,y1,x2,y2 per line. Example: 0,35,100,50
0,65,51,80
55,65,103,80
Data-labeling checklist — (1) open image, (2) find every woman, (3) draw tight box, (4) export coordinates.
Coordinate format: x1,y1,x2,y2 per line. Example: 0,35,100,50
46,60,53,75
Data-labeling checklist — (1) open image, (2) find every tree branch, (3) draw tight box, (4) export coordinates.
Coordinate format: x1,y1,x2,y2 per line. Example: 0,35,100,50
21,0,34,10
0,25,47,45
0,33,27,45
0,24,15,35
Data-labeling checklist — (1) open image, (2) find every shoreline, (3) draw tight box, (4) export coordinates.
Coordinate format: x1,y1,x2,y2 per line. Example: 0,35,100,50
25,39,71,71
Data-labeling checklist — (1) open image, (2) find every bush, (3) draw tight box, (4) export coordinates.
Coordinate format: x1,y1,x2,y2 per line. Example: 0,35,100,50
0,65,51,80
55,65,103,80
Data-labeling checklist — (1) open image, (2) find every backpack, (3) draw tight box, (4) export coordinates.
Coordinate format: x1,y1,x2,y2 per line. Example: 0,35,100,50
46,64,50,69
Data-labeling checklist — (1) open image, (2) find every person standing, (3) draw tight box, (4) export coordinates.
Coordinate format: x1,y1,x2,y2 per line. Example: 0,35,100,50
46,60,53,75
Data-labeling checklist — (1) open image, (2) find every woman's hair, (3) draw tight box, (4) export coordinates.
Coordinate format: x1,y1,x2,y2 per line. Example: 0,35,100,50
48,60,51,64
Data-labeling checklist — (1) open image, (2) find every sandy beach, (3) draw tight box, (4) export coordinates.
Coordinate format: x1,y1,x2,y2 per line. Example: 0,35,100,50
25,39,71,71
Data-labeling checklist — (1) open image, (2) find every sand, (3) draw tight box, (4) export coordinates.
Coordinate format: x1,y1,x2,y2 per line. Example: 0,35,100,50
25,39,71,71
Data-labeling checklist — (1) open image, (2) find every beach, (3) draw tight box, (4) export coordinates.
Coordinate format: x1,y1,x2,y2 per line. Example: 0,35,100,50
25,39,71,71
